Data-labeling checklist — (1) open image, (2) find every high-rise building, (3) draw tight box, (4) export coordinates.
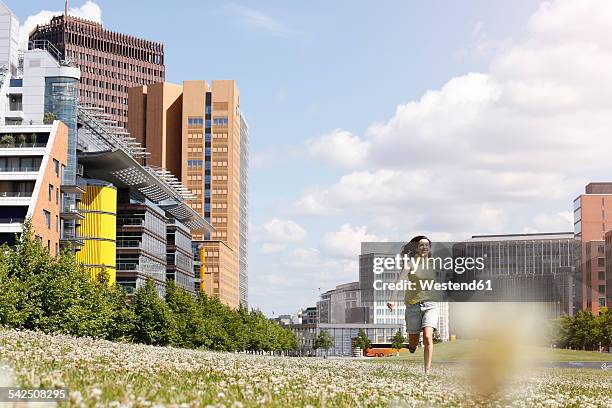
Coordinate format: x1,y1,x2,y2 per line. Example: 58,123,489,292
0,1,19,76
573,182,612,313
128,80,248,308
29,13,165,129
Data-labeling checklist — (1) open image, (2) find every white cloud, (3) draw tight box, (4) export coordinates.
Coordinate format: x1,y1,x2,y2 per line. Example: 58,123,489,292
320,224,382,259
262,218,307,242
306,129,369,168
523,211,574,233
19,1,102,48
293,0,612,238
257,218,307,253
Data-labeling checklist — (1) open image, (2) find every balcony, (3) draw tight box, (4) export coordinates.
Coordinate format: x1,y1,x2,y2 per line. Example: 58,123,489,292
60,202,85,220
61,175,86,195
0,166,39,172
0,132,47,150
0,191,32,206
60,227,84,247
0,217,25,233
116,263,165,282
116,239,142,248
0,166,40,181
117,218,144,227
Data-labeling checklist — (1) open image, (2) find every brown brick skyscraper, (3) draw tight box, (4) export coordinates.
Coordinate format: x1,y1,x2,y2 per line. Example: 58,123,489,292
29,14,164,129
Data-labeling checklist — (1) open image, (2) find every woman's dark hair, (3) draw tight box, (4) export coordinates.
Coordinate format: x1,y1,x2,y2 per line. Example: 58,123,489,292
401,235,432,257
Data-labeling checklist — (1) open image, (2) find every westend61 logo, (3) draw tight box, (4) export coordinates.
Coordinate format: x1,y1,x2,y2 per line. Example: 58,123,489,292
372,254,486,275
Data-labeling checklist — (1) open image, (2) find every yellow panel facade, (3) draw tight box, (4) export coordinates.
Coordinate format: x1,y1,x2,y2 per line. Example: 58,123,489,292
76,184,117,285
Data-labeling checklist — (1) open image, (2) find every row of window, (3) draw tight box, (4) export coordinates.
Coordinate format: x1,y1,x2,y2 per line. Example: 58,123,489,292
71,51,163,75
187,117,229,126
66,35,163,63
80,89,128,105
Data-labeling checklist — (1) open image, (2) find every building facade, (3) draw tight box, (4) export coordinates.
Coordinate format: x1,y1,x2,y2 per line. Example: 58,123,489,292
302,306,318,324
461,232,578,318
29,14,165,129
316,281,363,324
0,122,68,252
0,1,19,76
166,218,196,295
128,80,248,308
573,182,612,313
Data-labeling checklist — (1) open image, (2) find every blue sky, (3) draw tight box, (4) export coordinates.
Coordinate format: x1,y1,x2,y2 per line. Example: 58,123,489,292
14,0,611,315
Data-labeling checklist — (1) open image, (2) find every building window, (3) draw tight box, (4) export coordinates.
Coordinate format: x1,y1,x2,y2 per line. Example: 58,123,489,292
213,117,228,126
599,271,605,280
44,210,51,229
598,258,605,267
48,184,53,201
56,189,59,205
188,117,204,126
599,285,606,295
53,159,59,176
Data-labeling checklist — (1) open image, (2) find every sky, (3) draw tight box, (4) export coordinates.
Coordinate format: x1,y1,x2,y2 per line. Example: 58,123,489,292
11,0,612,316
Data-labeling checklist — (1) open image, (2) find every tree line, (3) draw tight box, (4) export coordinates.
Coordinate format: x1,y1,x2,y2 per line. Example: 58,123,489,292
550,308,612,351
0,223,299,353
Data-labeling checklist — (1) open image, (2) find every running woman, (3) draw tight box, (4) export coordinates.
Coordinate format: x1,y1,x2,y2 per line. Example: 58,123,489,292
387,235,440,375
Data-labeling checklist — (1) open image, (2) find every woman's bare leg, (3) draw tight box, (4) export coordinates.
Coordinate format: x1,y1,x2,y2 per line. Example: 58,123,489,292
422,326,434,374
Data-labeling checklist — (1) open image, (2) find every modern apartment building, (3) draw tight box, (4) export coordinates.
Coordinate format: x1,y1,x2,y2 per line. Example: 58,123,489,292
0,12,80,254
29,13,165,129
0,122,68,252
573,182,612,313
0,3,210,297
127,80,248,308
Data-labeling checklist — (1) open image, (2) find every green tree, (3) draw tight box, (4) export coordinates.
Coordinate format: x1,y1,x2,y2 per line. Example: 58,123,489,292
352,328,371,351
0,245,27,326
43,112,56,125
132,279,177,346
391,330,406,355
596,307,612,350
314,330,334,358
0,134,14,147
